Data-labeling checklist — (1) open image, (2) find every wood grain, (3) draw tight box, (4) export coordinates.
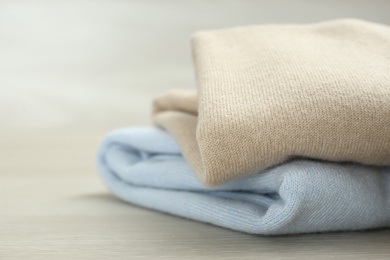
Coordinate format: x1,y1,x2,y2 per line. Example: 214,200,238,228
0,133,389,259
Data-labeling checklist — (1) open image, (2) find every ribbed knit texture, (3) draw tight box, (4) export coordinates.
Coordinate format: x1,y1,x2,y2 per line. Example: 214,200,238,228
153,19,390,185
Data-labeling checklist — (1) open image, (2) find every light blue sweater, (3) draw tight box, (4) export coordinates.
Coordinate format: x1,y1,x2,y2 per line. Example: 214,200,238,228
96,127,390,235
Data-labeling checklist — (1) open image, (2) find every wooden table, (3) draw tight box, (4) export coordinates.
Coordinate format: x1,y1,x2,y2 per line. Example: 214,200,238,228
1,133,389,259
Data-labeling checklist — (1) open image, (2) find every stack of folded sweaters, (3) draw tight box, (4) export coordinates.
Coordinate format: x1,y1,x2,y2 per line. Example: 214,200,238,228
96,19,390,235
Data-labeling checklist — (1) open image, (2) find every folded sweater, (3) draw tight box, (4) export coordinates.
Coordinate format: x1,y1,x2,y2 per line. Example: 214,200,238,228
97,127,390,235
153,19,390,185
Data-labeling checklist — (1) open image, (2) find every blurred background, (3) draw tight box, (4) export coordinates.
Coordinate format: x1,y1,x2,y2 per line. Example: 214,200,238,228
1,0,390,134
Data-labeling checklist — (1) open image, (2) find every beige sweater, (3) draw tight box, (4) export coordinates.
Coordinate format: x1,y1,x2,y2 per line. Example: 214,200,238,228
153,19,390,186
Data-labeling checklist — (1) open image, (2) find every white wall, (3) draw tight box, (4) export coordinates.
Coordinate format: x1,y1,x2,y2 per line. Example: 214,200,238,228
1,0,389,132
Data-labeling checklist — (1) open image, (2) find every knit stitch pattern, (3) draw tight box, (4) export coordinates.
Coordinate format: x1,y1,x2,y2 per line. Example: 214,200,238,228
96,127,390,235
153,19,390,185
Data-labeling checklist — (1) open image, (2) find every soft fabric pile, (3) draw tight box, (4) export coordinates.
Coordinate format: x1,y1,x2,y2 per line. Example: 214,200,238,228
96,19,390,235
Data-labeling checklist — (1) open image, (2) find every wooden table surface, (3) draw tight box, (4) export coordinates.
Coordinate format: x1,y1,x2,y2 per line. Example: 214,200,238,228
0,132,389,259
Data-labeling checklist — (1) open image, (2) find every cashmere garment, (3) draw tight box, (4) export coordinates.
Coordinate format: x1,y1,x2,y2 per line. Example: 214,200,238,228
96,127,390,235
152,19,390,186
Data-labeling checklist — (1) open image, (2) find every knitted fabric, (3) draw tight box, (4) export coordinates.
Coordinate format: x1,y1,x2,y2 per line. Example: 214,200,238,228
96,127,390,235
153,19,390,185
